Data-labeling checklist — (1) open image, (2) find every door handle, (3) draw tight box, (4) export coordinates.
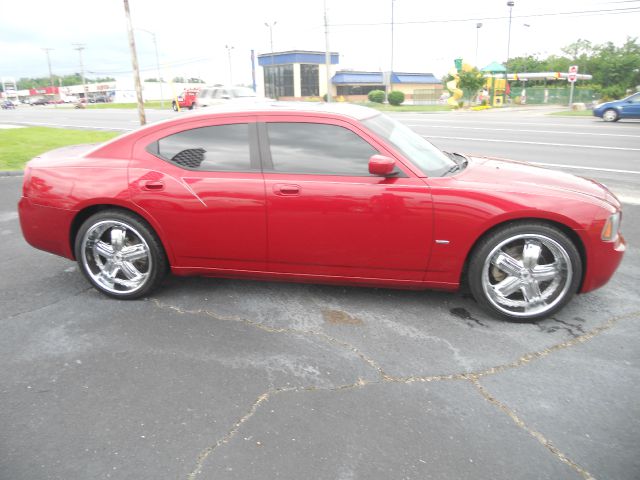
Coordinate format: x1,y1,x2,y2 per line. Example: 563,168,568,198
273,184,300,196
141,180,165,191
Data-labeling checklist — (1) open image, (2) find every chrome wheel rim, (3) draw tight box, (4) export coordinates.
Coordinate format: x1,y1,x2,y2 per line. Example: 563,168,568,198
603,110,617,121
481,234,573,318
81,220,152,295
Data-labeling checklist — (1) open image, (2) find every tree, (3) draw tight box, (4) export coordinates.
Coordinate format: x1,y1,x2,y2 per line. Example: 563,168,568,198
457,68,486,105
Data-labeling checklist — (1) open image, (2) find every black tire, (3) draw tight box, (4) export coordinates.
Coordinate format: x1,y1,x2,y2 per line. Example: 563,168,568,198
602,108,619,122
74,209,168,299
189,103,195,110
467,222,582,322
171,101,178,112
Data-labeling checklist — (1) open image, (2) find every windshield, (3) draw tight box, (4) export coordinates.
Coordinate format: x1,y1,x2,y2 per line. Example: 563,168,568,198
232,87,257,98
362,113,455,177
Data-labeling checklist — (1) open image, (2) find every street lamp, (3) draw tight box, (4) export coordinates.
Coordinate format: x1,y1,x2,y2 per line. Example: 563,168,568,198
475,23,483,67
506,1,514,62
264,21,277,99
264,21,276,54
136,28,164,108
225,45,235,86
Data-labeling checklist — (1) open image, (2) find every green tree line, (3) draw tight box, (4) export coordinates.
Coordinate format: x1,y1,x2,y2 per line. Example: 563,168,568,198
506,37,640,100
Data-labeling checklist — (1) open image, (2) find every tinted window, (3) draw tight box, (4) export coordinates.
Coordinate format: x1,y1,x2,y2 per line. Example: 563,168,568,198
157,124,250,171
267,123,377,176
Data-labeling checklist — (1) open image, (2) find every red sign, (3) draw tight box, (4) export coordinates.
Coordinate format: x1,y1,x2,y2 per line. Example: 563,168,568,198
568,65,578,83
28,86,59,95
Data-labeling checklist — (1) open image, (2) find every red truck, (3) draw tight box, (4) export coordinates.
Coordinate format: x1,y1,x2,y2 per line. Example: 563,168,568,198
172,89,199,111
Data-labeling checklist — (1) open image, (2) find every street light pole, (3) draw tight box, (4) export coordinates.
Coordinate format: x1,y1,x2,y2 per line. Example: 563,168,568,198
506,1,514,63
324,0,332,102
475,23,482,67
390,0,395,98
264,21,277,99
225,45,234,85
136,29,164,109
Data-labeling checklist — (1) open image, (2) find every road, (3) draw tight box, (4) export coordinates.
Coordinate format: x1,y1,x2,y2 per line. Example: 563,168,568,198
1,106,639,480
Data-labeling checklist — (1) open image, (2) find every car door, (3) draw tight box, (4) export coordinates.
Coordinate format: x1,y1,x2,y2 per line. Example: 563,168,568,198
129,116,267,271
258,115,433,281
620,93,640,118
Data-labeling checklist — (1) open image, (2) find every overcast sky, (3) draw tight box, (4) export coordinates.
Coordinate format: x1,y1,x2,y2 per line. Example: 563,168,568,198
1,0,638,85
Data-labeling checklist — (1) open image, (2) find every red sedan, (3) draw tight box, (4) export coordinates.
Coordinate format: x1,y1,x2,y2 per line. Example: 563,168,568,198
18,104,625,321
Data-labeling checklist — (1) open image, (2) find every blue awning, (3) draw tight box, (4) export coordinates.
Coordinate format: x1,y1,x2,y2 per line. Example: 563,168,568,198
332,71,440,85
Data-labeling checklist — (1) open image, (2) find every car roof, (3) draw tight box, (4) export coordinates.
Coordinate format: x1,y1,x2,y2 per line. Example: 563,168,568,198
88,102,383,158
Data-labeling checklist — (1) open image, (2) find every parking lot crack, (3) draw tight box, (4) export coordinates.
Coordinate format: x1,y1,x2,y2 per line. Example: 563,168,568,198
471,378,596,480
1,286,92,322
152,299,390,380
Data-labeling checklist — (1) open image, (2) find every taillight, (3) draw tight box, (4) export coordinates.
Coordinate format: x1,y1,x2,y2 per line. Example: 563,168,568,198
22,165,32,197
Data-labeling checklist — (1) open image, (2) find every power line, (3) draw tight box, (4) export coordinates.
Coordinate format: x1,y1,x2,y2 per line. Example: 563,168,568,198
328,6,640,27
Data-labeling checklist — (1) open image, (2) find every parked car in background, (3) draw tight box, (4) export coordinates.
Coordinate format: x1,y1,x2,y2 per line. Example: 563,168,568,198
195,86,258,108
89,95,110,103
29,97,49,106
592,92,640,121
1,100,17,109
172,88,199,111
17,103,625,322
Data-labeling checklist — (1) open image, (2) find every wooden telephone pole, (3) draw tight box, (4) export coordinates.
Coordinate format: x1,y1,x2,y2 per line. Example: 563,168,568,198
123,0,146,125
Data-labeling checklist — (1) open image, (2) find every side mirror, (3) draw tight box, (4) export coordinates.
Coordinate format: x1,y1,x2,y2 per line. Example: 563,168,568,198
368,155,396,176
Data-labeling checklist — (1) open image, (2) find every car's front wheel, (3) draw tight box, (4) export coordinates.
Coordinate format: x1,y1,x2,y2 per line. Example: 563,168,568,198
171,101,178,112
602,108,619,122
75,210,167,299
468,222,582,322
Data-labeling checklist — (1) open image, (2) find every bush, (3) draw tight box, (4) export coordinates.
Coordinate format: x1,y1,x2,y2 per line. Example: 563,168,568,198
387,90,405,106
367,90,385,103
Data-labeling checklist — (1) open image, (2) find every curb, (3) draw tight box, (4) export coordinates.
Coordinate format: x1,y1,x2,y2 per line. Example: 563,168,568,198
0,171,24,177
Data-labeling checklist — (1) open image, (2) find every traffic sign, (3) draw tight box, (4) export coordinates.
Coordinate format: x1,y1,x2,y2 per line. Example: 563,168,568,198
568,65,579,83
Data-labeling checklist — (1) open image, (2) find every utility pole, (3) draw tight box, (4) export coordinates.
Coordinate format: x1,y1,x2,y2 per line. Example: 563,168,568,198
506,1,514,62
43,48,56,108
264,21,276,54
123,0,146,125
72,43,89,104
324,0,331,102
136,29,164,108
225,45,234,85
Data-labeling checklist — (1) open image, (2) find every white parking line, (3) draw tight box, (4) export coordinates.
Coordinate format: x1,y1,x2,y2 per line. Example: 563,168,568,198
409,124,639,138
425,135,640,152
400,117,639,129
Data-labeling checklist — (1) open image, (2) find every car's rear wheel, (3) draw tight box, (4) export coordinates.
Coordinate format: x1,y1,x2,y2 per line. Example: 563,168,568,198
171,101,178,112
189,103,195,110
468,222,582,322
75,210,167,299
602,109,619,122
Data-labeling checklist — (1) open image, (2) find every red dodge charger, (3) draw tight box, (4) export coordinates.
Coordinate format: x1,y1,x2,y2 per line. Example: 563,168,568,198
18,104,625,321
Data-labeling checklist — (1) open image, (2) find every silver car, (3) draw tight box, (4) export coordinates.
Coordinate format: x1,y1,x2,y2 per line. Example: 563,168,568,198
195,86,259,108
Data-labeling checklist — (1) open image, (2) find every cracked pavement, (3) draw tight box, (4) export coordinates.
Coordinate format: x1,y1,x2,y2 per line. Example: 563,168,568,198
1,175,639,480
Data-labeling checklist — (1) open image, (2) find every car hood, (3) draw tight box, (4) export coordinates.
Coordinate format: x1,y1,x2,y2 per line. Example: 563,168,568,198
454,156,618,207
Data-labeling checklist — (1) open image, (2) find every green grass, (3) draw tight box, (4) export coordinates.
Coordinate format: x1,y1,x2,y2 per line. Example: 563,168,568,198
84,100,168,109
352,102,452,112
0,127,120,170
548,110,593,116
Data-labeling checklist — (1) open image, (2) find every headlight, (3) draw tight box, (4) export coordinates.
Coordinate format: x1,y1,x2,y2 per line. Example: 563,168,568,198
601,212,621,242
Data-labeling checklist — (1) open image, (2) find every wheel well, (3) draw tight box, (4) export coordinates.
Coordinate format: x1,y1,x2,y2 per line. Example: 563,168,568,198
69,205,168,267
459,218,587,291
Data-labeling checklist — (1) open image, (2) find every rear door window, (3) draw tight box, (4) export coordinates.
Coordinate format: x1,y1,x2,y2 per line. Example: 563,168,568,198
155,124,251,171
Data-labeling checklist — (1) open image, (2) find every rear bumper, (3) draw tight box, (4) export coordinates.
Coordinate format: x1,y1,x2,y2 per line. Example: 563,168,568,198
18,196,76,260
581,233,626,293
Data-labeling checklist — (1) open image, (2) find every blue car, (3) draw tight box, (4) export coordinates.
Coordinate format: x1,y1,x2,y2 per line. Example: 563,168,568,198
592,92,640,122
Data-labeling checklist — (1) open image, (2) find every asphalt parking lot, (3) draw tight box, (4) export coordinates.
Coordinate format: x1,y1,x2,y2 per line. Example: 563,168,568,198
1,108,639,480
